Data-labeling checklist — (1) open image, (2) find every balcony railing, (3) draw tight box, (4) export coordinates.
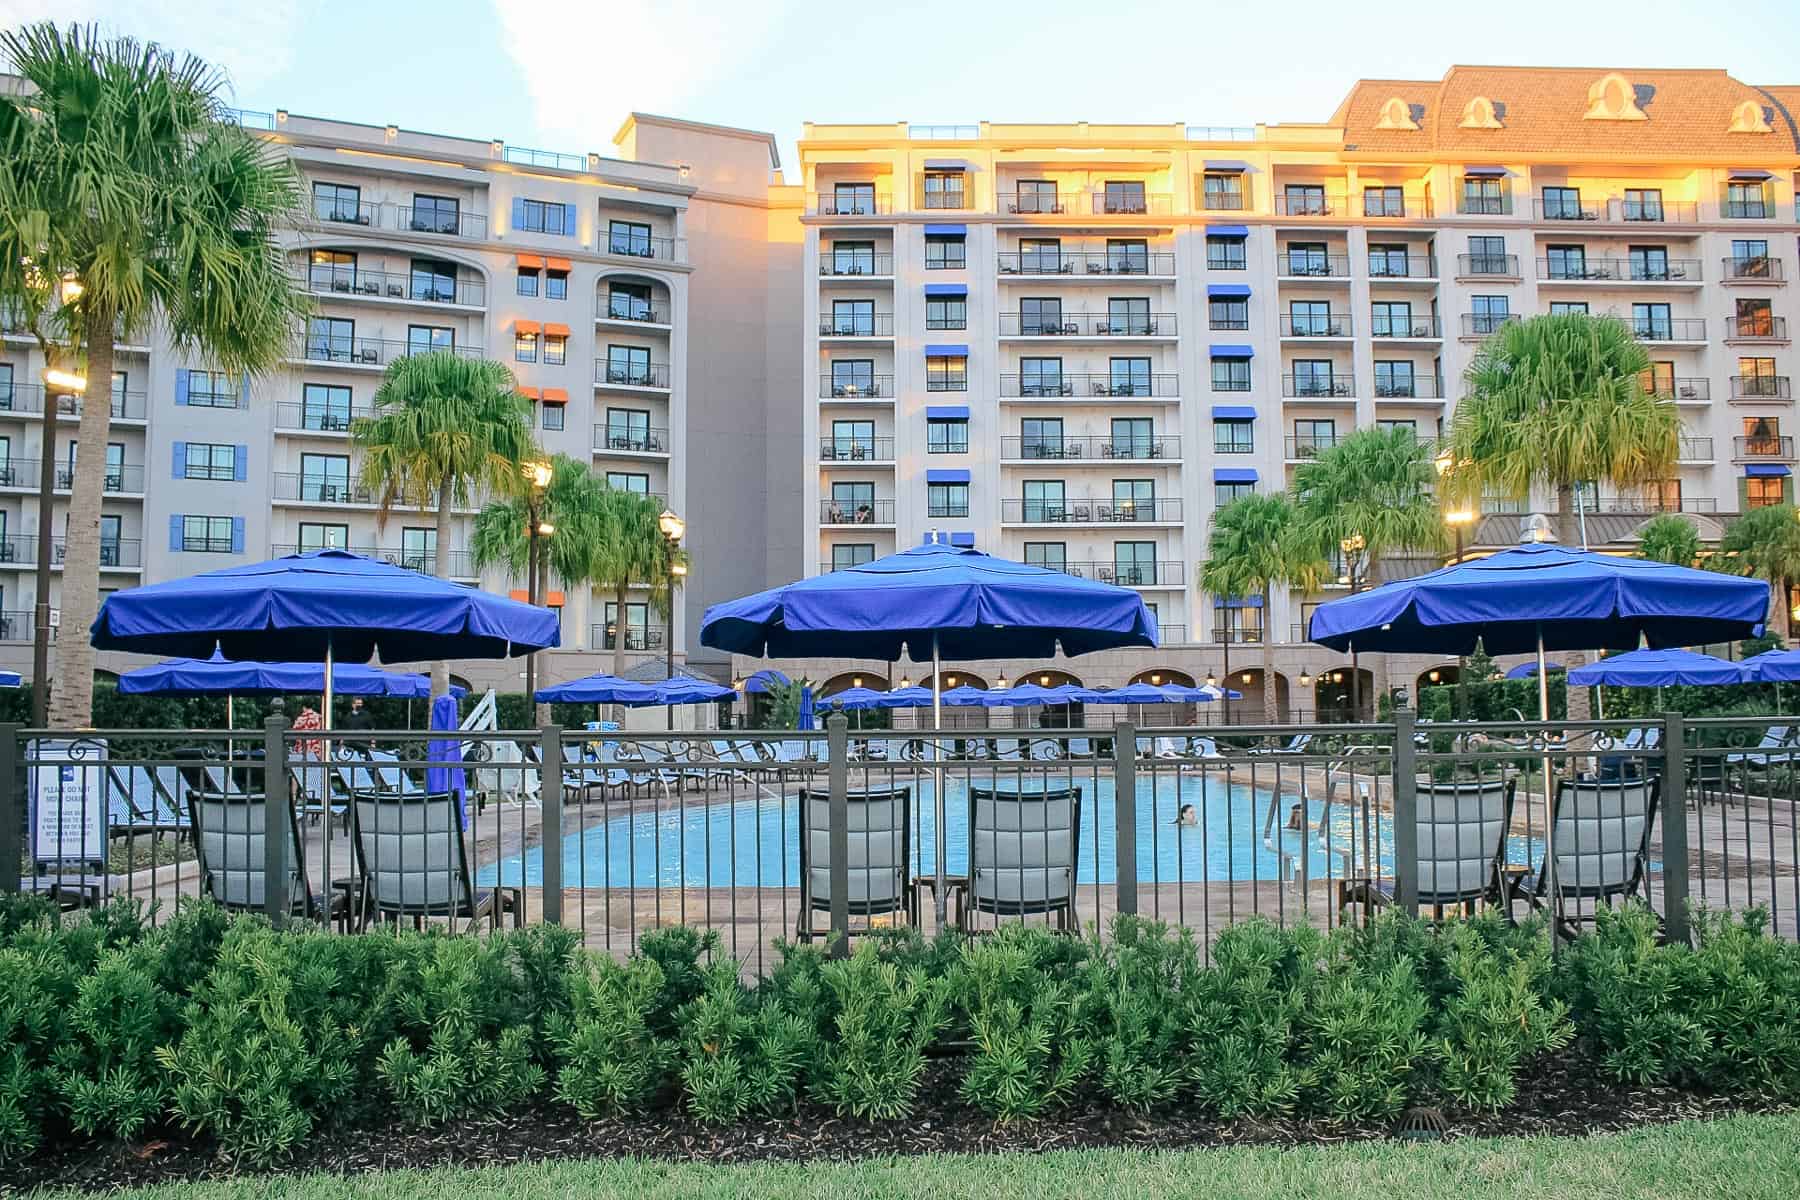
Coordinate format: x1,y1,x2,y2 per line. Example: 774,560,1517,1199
1368,255,1436,279
1722,256,1784,282
0,610,50,642
1679,436,1714,458
595,361,672,389
395,206,487,239
295,334,483,367
996,251,1177,276
273,474,376,504
0,385,147,421
1646,378,1710,403
1000,435,1180,460
811,193,894,216
597,297,667,325
1735,435,1794,459
1200,191,1246,211
1456,195,1513,216
821,499,895,525
301,266,485,306
997,313,1177,337
1460,312,1519,337
1278,314,1353,337
1064,561,1183,586
1530,197,1603,222
604,232,684,262
1278,254,1351,278
820,253,894,277
819,436,895,461
999,373,1179,398
1726,315,1789,341
0,537,140,569
819,374,893,399
0,458,142,493
1285,435,1342,459
274,401,371,432
1536,258,1702,283
1612,317,1707,343
1273,192,1347,217
310,200,381,227
1731,375,1792,400
1612,198,1698,223
1596,495,1718,515
590,624,667,652
1002,497,1182,524
595,426,671,454
819,314,895,337
1281,374,1354,398
1370,315,1442,339
1456,253,1521,277
1723,199,1774,220
995,191,1175,216
1212,627,1267,645
1374,375,1444,399
504,145,585,171
270,543,477,577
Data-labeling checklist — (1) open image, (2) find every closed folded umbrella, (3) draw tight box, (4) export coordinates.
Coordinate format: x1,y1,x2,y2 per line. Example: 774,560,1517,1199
426,693,467,829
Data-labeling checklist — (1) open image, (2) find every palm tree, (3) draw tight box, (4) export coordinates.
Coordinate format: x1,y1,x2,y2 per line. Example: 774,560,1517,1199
1201,494,1324,722
1292,426,1444,719
1635,513,1703,568
0,24,306,727
1717,504,1800,642
353,352,534,695
591,487,686,682
1439,312,1680,547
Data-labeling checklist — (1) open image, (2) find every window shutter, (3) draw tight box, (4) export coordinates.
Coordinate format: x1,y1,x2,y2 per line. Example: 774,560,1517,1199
174,368,189,406
511,197,527,231
230,517,245,555
239,374,250,408
171,441,187,479
1739,477,1751,511
169,514,184,552
1786,476,1794,507
234,444,248,482
564,203,579,237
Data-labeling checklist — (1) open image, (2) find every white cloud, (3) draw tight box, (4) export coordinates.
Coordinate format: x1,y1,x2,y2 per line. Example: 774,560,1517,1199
0,0,302,100
491,0,786,150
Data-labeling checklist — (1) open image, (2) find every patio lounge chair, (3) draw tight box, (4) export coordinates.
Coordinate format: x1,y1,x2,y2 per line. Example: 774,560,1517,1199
1339,777,1517,919
964,785,1083,932
1247,732,1314,756
1723,725,1794,765
1028,738,1064,762
795,785,914,940
349,791,522,932
187,789,340,922
1065,737,1094,758
993,738,1024,761
1514,776,1660,936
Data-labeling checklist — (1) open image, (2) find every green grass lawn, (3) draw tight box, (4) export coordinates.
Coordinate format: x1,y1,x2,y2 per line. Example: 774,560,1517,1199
48,1113,1800,1200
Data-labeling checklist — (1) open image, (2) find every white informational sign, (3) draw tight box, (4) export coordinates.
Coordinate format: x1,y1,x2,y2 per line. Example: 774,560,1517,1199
30,737,108,866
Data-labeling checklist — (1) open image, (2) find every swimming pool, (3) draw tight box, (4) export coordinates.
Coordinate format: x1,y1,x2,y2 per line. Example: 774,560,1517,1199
479,773,1541,889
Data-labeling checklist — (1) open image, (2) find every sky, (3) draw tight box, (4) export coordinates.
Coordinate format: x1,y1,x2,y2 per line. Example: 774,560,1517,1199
4,0,1800,175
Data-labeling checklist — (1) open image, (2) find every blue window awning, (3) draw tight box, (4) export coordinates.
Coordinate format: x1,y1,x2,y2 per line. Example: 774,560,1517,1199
1730,169,1774,181
923,159,969,170
924,283,968,297
927,468,971,484
1204,159,1250,171
1214,468,1259,483
1746,463,1790,477
1207,283,1251,298
1206,223,1249,237
1210,343,1254,358
926,405,970,420
925,343,968,357
923,223,966,235
1463,165,1508,177
949,532,975,548
1211,405,1257,420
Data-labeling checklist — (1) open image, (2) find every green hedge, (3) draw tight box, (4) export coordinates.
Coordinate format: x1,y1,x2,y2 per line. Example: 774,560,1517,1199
3,899,1796,1168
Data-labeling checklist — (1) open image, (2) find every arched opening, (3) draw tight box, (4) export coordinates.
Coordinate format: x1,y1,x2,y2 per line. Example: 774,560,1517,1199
1232,668,1292,723
1311,667,1375,723
1007,667,1085,729
819,669,887,697
1127,667,1197,727
912,670,989,730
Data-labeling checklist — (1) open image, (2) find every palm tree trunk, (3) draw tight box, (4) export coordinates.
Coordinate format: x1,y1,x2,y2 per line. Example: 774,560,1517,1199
430,479,452,698
612,583,629,723
1262,585,1278,724
1221,639,1231,725
47,305,116,729
1554,483,1577,547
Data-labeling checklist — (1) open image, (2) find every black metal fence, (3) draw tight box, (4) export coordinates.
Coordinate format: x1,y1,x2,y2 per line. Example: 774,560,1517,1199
3,712,1795,975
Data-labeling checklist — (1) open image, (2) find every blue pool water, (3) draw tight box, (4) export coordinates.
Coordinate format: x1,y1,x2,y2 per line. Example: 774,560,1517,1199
479,774,1541,889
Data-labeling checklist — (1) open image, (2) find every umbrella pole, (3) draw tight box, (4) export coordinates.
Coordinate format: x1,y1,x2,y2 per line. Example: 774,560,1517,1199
1536,627,1561,948
932,635,945,930
226,694,234,767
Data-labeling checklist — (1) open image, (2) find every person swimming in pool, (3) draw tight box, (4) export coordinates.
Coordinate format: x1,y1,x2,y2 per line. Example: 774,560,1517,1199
1176,803,1198,826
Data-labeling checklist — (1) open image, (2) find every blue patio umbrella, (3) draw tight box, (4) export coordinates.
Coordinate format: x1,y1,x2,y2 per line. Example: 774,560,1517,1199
983,682,1081,707
1505,661,1566,680
534,673,663,706
1568,648,1748,688
653,677,736,705
823,686,893,711
870,686,937,708
742,669,790,693
426,694,467,829
0,671,19,688
1741,648,1800,683
939,684,994,706
118,648,446,699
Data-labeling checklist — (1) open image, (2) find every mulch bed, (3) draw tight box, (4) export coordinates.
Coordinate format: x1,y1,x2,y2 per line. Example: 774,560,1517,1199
7,1053,1789,1195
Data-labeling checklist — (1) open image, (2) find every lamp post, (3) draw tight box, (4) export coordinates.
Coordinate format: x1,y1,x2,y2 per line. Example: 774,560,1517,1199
1339,533,1366,720
658,508,685,730
522,460,552,713
31,272,84,728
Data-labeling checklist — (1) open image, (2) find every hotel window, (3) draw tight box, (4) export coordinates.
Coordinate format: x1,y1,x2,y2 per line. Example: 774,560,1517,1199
1284,242,1329,276
1111,478,1154,520
1102,180,1147,215
1020,297,1063,336
1540,186,1584,219
1640,361,1676,399
1202,173,1243,210
516,267,539,297
1111,417,1153,458
514,331,538,362
304,317,355,363
1744,416,1782,456
391,529,435,574
1108,297,1151,335
1377,418,1416,436
1467,235,1508,273
1113,542,1156,585
1368,243,1410,277
1215,479,1254,505
300,453,350,502
301,383,351,431
828,299,874,336
298,523,348,553
1623,188,1664,222
830,241,876,276
1740,357,1781,397
609,283,655,321
308,248,355,292
607,345,652,385
1214,416,1253,454
1461,175,1505,215
1725,179,1771,219
922,171,966,209
827,419,875,460
1283,183,1326,215
543,334,567,365
407,325,455,355
1106,238,1150,273
1628,245,1670,281
409,258,457,304
1110,357,1151,397
925,296,966,330
829,482,875,523
1546,244,1587,280
0,362,11,408
1550,301,1589,316
1644,479,1682,512
519,199,570,236
928,482,969,518
831,182,876,216
1014,179,1059,213
1289,299,1333,336
606,471,651,495
1374,361,1416,398
1293,418,1336,456
184,443,237,482
1370,302,1412,338
409,193,459,234
1731,239,1773,277
1020,357,1064,397
1735,298,1776,337
182,516,235,553
1214,601,1263,643
1470,294,1511,334
1633,302,1672,339
830,544,875,572
1019,238,1062,274
1209,297,1248,330
927,416,968,453
1020,417,1064,458
186,369,239,408
926,354,967,392
1363,186,1404,217
539,400,565,430
925,233,966,269
1747,475,1785,508
1206,235,1246,270
545,268,567,300
607,219,653,256
607,408,653,451
1211,357,1251,393
1022,480,1066,522
1023,542,1067,572
1290,360,1336,397
830,359,875,396
602,602,651,649
311,181,363,223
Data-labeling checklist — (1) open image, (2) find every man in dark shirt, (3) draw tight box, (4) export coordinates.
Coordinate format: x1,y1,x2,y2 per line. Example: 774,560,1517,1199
341,696,376,739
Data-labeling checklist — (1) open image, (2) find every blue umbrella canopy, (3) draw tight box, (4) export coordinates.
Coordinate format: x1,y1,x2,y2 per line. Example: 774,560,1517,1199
872,686,937,708
91,549,561,663
118,648,446,698
0,671,22,688
1308,542,1768,657
984,682,1083,707
654,677,736,705
823,686,893,711
1505,661,1566,680
699,541,1158,662
534,673,663,706
741,669,790,694
939,684,993,707
1569,648,1748,688
1742,648,1800,683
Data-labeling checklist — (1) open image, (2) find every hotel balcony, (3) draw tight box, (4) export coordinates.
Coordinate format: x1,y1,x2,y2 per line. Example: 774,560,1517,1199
1000,497,1183,526
307,199,382,229
591,624,667,653
1678,436,1714,461
0,536,143,571
603,231,686,263
809,192,894,217
1276,254,1351,280
998,373,1179,399
0,459,144,496
1368,254,1437,281
995,191,1175,217
1596,495,1718,515
1370,315,1443,342
997,250,1176,278
274,401,372,433
1730,375,1792,402
819,436,895,463
1455,253,1522,280
819,253,894,279
594,425,671,456
596,296,672,329
1722,256,1785,284
288,334,483,370
819,374,894,401
300,266,486,308
997,313,1178,339
270,543,478,579
1278,314,1354,341
1723,199,1776,220
819,313,895,339
595,360,672,391
395,206,487,239
1285,435,1342,462
0,384,148,423
1647,378,1710,404
1528,197,1699,224
1589,316,1707,346
1459,313,1519,338
1456,194,1514,216
1065,560,1184,588
821,499,895,527
999,434,1181,462
1724,315,1789,345
1534,258,1703,286
1373,375,1445,400
1281,374,1356,400
1734,436,1793,461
